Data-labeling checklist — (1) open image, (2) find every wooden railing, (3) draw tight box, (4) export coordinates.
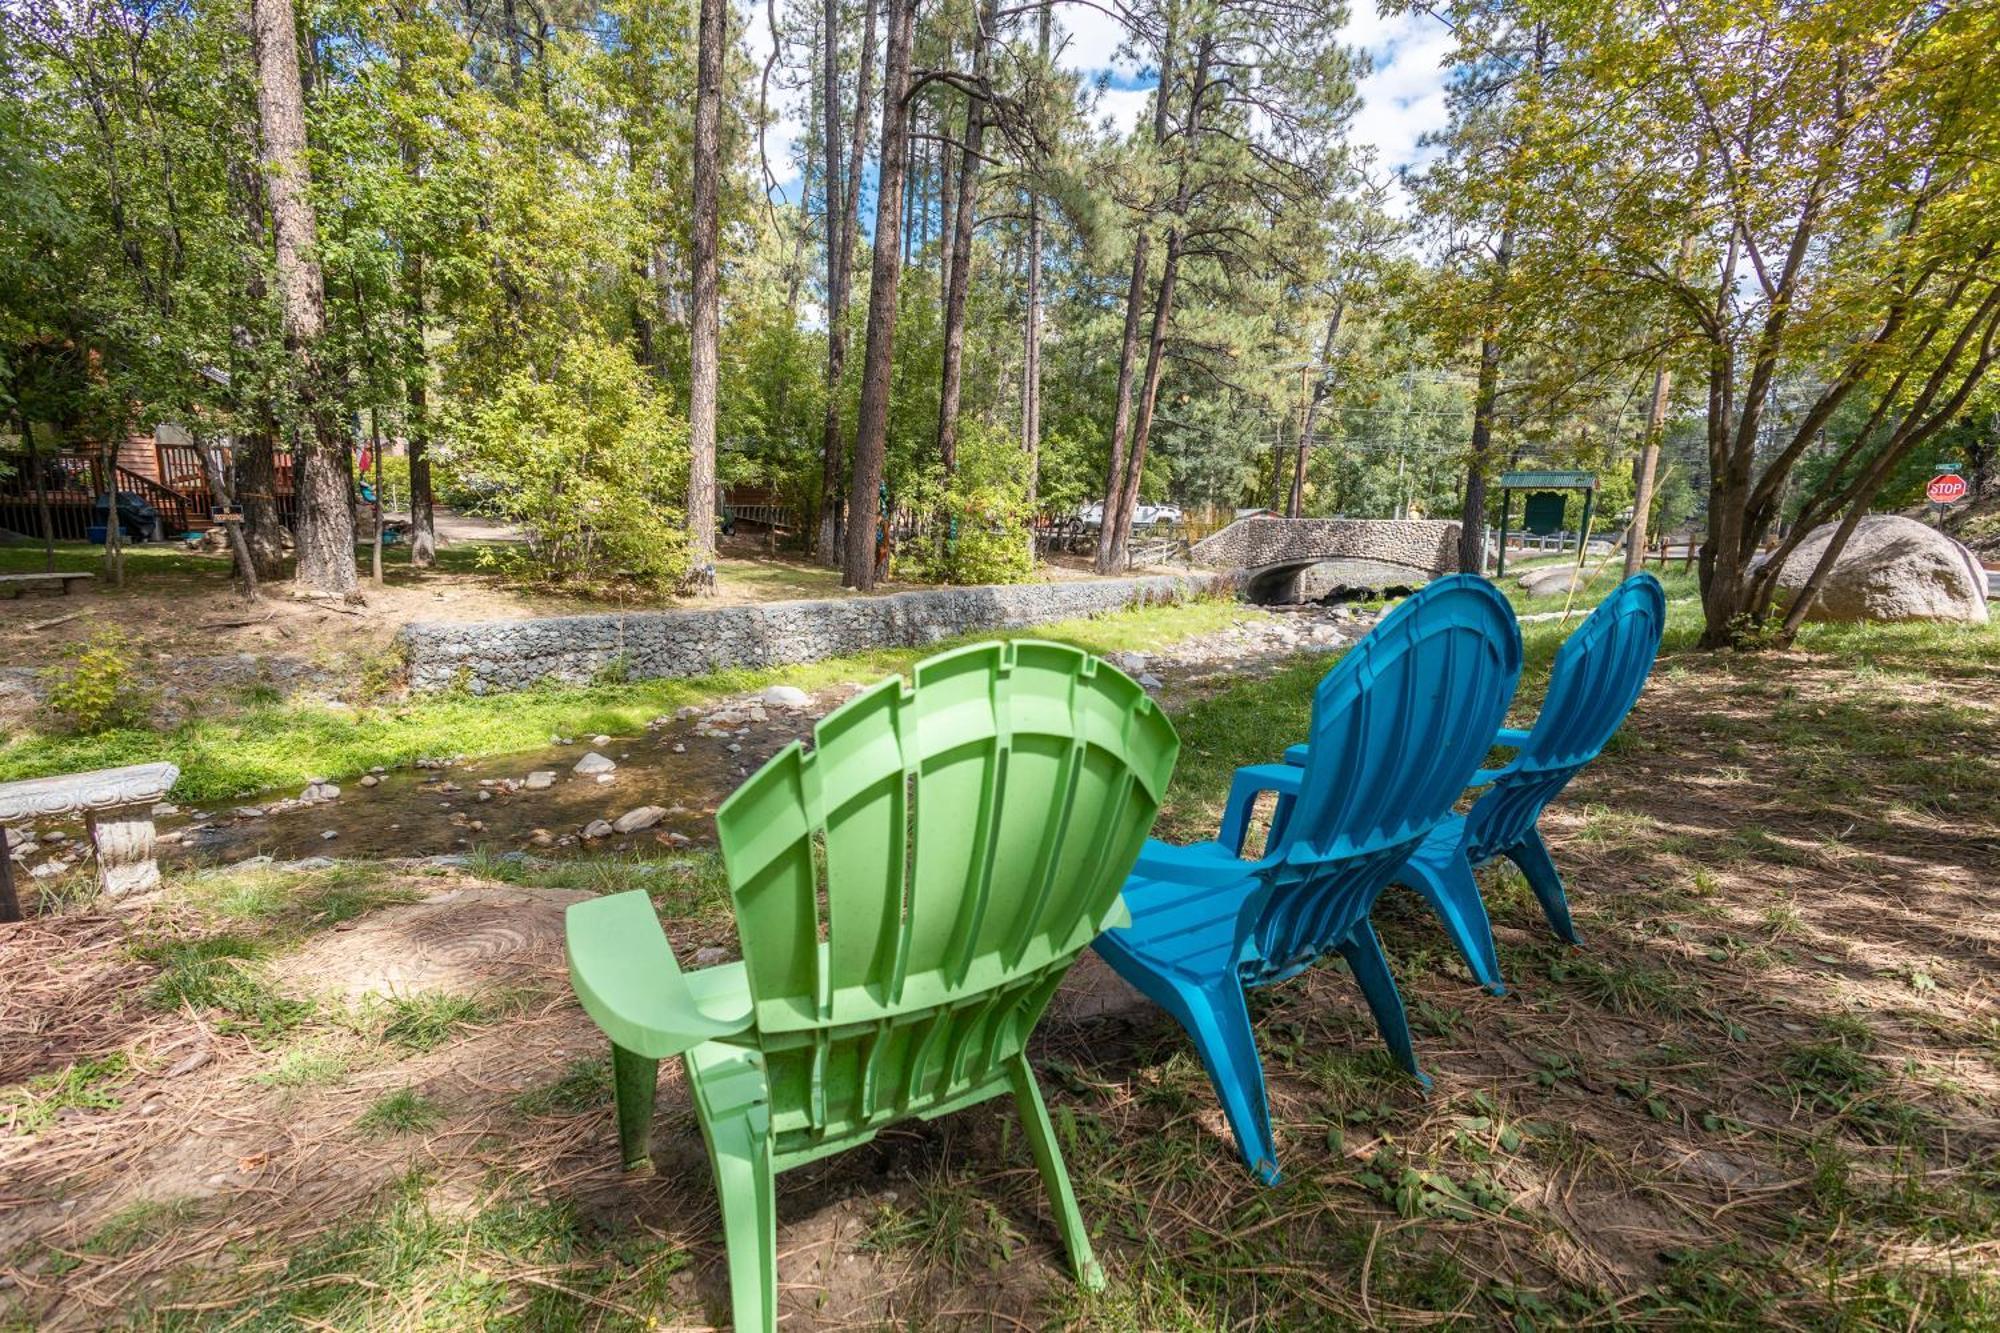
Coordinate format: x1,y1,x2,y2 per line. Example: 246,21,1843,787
0,447,300,541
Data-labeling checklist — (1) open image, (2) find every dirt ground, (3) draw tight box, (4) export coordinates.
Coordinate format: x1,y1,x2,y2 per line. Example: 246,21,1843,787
1,622,1996,1329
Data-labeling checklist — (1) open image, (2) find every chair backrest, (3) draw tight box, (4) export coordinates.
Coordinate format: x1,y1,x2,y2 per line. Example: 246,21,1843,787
1463,572,1666,862
716,640,1178,1159
1243,575,1523,982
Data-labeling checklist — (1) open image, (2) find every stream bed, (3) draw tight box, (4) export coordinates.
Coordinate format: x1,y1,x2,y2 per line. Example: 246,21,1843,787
7,604,1372,879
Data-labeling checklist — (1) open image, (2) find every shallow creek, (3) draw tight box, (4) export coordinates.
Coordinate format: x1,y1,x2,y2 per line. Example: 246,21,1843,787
8,604,1372,877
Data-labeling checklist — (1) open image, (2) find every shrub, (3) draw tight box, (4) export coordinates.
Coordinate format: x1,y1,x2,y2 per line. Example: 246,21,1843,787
444,336,692,591
41,629,150,733
900,420,1035,586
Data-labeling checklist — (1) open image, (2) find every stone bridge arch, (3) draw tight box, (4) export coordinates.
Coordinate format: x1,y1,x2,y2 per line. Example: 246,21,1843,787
1189,518,1462,602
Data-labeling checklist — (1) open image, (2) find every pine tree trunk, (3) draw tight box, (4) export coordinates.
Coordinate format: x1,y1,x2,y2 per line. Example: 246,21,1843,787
843,0,918,589
1023,2,1049,510
1096,0,1179,574
1095,233,1151,573
19,410,55,572
683,0,725,594
1458,219,1512,574
1105,36,1207,573
249,0,356,597
936,0,996,480
818,0,877,565
1289,300,1344,519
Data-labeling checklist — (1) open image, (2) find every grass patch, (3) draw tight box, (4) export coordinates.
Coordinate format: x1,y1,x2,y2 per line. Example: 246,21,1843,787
3,1053,130,1134
187,1171,688,1327
136,934,313,1039
514,1056,612,1117
376,993,491,1053
357,1087,443,1136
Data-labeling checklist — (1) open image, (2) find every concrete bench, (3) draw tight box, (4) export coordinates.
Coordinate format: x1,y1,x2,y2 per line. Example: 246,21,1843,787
0,761,179,921
0,571,95,597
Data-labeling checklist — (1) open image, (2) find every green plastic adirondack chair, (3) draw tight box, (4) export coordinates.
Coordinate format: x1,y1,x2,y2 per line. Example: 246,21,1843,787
566,640,1179,1331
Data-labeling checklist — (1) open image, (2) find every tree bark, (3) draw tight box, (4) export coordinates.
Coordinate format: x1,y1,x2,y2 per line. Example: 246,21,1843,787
1623,359,1675,576
1458,219,1512,574
1289,299,1344,519
249,0,356,596
197,431,259,600
842,0,918,589
224,141,288,580
1022,2,1051,511
1095,233,1152,573
1094,0,1179,574
683,0,725,595
936,0,997,479
1104,36,1209,573
19,410,55,571
818,0,877,565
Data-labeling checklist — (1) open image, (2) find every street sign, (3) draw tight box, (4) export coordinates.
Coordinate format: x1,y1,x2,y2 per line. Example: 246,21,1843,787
1926,474,1969,505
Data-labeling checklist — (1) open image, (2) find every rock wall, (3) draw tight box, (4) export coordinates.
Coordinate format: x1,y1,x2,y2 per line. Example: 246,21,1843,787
1190,517,1461,578
400,572,1236,693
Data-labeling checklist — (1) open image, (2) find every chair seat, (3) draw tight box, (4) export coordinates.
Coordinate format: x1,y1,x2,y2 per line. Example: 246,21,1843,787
1107,843,1260,980
1406,814,1469,868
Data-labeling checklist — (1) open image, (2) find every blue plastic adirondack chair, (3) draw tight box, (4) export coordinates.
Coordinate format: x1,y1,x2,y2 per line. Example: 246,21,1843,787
1092,575,1523,1184
1368,572,1668,993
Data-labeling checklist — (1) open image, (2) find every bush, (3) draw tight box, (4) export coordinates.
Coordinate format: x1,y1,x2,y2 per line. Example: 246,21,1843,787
900,420,1035,586
41,629,150,733
443,337,692,590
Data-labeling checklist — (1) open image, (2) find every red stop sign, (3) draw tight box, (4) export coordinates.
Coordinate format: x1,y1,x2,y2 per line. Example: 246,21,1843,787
1927,473,1969,504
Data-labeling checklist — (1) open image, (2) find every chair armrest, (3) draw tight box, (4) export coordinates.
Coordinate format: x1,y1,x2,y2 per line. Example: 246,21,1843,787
1219,763,1303,856
1282,743,1309,767
567,891,753,1059
1468,726,1533,787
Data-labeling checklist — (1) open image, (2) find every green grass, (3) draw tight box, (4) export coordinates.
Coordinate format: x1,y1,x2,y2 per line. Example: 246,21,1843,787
357,1087,443,1136
3,1053,130,1134
173,1171,688,1328
0,595,1253,801
376,993,491,1053
136,934,313,1039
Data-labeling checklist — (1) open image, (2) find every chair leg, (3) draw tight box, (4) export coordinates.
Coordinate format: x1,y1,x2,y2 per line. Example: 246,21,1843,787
691,1055,779,1333
1398,852,1506,995
1507,828,1580,946
1335,920,1431,1090
1006,1052,1105,1292
1182,977,1283,1185
1094,939,1281,1184
610,1044,658,1172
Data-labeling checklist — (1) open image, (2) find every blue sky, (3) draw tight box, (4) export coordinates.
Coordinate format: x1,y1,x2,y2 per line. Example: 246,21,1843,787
746,2,1456,210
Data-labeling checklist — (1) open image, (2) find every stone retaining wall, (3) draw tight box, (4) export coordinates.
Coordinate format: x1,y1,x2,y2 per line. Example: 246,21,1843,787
400,572,1236,694
1191,517,1460,577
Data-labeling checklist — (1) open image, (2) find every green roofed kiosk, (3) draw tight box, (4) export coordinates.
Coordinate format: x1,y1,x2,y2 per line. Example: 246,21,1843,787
1495,470,1598,578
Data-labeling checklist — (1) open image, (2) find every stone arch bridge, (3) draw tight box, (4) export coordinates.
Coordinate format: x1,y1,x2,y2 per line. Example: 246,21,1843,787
1190,517,1462,602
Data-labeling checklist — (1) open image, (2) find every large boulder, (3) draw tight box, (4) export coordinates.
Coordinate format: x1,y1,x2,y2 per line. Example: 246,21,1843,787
1768,514,1988,625
1517,564,1607,597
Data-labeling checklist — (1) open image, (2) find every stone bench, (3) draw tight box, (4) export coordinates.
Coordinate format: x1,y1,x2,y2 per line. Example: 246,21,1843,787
0,571,95,597
0,761,179,921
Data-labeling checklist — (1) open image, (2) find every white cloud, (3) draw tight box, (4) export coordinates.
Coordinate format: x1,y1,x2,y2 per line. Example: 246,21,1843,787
1347,10,1456,182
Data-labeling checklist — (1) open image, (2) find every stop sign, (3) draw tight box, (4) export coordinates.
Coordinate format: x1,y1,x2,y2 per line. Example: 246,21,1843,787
1927,473,1969,504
